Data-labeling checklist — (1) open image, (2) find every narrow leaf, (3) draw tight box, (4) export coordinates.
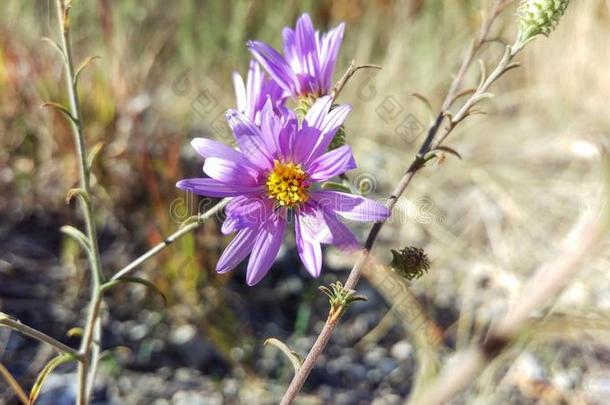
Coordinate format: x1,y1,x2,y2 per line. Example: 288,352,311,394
0,362,28,405
74,56,101,85
29,354,75,405
65,188,89,205
41,102,77,124
86,142,104,170
411,93,435,124
434,145,463,160
264,338,303,374
40,37,65,63
102,277,167,306
60,225,91,253
321,181,352,193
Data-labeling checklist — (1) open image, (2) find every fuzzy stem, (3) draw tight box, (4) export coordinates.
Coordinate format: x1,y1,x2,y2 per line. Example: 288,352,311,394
280,1,513,403
54,1,105,404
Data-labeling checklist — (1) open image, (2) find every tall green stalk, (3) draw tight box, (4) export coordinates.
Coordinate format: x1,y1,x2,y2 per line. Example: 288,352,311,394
54,1,104,404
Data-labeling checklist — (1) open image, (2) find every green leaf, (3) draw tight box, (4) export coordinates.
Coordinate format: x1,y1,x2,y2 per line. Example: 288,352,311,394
65,188,90,205
29,354,75,404
321,181,352,193
60,225,91,254
86,142,105,170
41,102,77,124
411,93,435,124
101,277,167,306
264,338,303,374
74,56,101,86
66,327,83,338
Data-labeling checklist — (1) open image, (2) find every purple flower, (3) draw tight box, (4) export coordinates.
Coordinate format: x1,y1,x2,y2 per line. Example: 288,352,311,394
177,96,389,285
247,13,345,99
232,60,286,125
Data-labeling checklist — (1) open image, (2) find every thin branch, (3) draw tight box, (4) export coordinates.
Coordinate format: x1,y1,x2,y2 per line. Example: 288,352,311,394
0,313,81,360
109,198,229,281
331,60,381,101
280,2,515,403
0,362,29,405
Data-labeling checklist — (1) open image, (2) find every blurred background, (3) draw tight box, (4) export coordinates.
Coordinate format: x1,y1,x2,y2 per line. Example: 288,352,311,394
1,0,610,404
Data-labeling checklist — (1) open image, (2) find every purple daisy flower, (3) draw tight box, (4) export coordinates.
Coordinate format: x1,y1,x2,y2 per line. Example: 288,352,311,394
177,96,389,285
247,13,345,99
232,60,286,125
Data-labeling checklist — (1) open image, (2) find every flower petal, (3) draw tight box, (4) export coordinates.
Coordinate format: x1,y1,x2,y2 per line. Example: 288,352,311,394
176,178,262,197
203,157,261,186
216,227,258,273
246,216,286,285
308,145,356,181
226,109,273,170
312,191,390,222
232,71,247,113
318,23,344,91
295,212,322,277
319,210,359,251
191,138,256,170
248,40,297,96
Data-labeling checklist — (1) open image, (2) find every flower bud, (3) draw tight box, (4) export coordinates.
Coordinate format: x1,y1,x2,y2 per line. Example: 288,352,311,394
516,0,570,45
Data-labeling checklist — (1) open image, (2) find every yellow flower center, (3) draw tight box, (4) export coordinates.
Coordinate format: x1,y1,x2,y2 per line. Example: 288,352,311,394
266,160,309,207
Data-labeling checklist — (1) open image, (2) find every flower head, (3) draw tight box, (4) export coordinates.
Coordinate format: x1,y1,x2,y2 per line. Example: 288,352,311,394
232,60,286,125
247,13,345,100
177,96,389,285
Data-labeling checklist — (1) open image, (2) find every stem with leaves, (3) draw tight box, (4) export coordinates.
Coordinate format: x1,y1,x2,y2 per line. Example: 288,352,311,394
280,1,520,403
52,1,105,403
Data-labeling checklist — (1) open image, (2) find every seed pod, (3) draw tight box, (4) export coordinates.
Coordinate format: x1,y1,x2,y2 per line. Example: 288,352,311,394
390,246,430,281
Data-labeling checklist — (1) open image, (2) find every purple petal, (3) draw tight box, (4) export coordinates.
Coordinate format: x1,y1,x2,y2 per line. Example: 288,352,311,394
226,196,274,229
312,191,390,222
295,14,320,79
295,212,322,277
246,216,286,285
308,104,351,161
298,204,358,250
191,138,256,170
318,23,345,92
203,157,261,186
319,209,359,250
225,109,273,170
248,40,297,96
304,95,333,128
232,71,247,113
216,227,258,273
308,145,356,181
176,178,262,197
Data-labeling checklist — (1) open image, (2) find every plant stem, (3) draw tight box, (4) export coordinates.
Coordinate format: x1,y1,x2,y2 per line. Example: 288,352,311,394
55,1,105,403
109,198,229,281
0,362,29,405
280,2,513,403
0,313,82,359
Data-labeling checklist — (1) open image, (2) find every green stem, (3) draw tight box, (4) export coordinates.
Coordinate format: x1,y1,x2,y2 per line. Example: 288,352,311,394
55,1,104,404
109,198,229,282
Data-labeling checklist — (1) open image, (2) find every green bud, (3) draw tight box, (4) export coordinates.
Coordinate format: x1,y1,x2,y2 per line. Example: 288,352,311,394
516,0,570,47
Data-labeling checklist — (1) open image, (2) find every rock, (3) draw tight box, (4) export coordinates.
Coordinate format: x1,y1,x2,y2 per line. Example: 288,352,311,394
390,341,413,361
